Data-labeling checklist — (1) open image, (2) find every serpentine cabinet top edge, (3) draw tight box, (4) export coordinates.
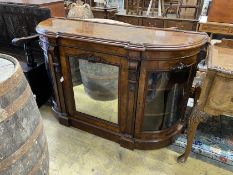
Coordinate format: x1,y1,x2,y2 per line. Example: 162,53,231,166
36,18,209,51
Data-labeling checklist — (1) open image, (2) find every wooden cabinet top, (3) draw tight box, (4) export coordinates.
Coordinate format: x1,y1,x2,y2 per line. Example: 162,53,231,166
36,18,208,51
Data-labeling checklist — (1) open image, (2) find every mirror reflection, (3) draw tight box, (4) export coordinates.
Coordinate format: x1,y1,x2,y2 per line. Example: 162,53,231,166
69,56,119,124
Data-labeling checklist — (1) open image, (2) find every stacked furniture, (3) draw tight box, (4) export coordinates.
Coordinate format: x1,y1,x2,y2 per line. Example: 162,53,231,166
125,0,203,19
198,16,233,39
176,0,204,19
115,13,198,30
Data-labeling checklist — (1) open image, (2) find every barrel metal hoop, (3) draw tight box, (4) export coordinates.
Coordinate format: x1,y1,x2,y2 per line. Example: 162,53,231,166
0,119,44,171
2,84,31,121
27,139,48,175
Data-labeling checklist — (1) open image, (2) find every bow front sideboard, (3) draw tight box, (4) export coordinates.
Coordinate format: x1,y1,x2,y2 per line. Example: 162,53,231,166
36,18,208,149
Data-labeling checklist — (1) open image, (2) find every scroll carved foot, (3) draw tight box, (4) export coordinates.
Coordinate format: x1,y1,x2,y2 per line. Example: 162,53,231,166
177,105,209,163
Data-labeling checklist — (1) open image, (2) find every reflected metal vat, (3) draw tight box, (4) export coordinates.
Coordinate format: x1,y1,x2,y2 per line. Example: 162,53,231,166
79,59,118,101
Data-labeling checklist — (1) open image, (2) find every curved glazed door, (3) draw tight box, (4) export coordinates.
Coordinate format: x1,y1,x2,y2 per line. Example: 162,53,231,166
135,59,195,141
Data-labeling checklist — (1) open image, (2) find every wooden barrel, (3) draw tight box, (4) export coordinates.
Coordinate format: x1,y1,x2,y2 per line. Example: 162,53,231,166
0,54,49,175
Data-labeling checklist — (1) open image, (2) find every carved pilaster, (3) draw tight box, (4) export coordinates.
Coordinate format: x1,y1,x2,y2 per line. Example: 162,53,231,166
128,61,139,92
123,60,140,139
47,46,61,111
48,45,70,125
39,36,69,125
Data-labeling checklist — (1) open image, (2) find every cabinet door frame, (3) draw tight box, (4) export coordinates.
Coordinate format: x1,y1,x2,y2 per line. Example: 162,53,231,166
59,45,128,133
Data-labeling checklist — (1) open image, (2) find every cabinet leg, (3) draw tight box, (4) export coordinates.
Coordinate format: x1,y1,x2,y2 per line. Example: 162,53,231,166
177,106,208,163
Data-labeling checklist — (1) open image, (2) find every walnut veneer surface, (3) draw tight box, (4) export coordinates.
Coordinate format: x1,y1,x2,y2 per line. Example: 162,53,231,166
36,18,206,49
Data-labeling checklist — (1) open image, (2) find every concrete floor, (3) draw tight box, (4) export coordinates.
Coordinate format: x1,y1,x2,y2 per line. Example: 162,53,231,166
40,105,232,175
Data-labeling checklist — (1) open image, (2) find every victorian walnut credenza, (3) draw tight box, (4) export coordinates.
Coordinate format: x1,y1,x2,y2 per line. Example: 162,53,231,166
36,18,208,149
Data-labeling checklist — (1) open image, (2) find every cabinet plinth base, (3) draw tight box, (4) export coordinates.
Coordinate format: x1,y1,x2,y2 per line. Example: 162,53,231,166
51,107,70,127
52,109,184,150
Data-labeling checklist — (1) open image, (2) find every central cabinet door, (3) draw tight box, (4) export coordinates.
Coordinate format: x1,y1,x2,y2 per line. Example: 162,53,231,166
60,47,128,133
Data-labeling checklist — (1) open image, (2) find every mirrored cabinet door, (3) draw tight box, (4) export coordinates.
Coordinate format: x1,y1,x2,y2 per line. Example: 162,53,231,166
69,56,119,124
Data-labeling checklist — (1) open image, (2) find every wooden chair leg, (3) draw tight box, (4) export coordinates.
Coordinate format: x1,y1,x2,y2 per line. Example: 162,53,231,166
161,0,165,13
177,105,208,163
141,0,145,15
194,86,201,106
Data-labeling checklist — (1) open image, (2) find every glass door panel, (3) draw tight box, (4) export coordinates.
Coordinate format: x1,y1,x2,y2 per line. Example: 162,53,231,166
69,56,119,124
142,67,190,131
